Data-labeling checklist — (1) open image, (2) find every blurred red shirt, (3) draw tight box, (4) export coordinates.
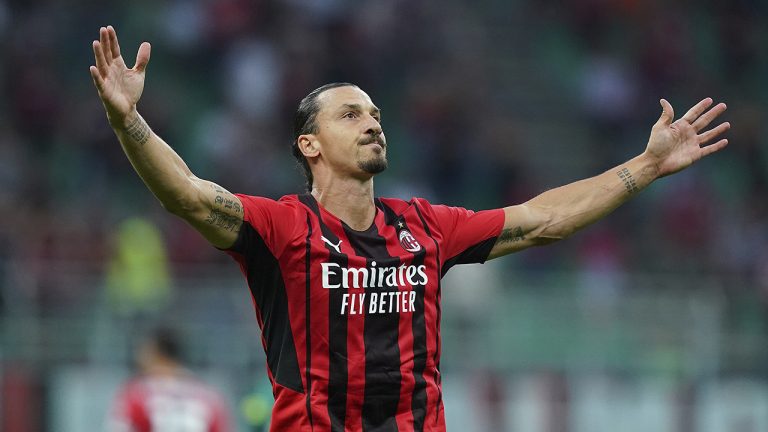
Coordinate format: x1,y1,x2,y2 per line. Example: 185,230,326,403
108,373,232,432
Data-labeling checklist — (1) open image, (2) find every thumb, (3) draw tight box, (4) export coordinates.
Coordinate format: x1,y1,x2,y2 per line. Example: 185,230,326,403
656,98,674,127
134,42,151,73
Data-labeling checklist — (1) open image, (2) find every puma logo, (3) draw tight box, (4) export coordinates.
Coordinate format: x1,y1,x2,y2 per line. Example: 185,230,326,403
321,236,342,254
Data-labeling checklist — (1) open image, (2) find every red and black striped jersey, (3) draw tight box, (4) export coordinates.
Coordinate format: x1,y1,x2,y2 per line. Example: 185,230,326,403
223,193,504,432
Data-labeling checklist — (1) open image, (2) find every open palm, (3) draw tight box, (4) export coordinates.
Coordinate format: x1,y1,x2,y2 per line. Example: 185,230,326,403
89,26,151,124
645,98,730,178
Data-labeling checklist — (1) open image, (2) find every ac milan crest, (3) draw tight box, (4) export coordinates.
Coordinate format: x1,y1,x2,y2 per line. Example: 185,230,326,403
398,229,422,252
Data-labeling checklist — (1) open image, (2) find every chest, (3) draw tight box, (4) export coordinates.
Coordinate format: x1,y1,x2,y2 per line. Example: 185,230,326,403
282,215,441,292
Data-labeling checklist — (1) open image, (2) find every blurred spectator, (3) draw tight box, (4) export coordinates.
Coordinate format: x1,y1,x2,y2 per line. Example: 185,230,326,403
106,327,233,432
105,217,171,317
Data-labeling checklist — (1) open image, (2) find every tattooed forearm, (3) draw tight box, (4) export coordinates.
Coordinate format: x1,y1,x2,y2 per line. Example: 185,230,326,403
205,209,240,232
124,115,151,145
210,184,243,215
617,167,638,194
498,226,526,244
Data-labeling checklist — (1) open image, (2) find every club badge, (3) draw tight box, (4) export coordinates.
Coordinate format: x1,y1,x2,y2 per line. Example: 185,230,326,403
398,229,422,253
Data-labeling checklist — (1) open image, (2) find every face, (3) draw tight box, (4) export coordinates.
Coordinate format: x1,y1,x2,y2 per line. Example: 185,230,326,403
136,340,157,372
302,86,387,179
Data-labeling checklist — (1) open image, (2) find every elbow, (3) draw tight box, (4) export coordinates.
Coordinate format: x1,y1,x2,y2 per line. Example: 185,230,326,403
531,229,567,246
159,177,205,217
530,210,571,245
532,234,563,246
161,200,184,216
160,200,185,216
160,193,201,218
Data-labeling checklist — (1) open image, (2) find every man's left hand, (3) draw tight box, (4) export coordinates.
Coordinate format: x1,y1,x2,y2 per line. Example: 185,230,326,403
644,97,730,178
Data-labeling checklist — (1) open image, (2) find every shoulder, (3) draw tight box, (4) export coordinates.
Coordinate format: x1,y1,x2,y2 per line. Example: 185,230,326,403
115,377,149,404
235,194,307,222
235,193,304,210
378,196,436,212
177,374,226,400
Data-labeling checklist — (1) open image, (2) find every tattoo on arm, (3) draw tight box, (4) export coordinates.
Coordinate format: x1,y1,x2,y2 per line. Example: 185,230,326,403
209,184,243,215
498,226,525,245
204,183,243,232
125,115,151,145
205,209,240,232
617,167,638,194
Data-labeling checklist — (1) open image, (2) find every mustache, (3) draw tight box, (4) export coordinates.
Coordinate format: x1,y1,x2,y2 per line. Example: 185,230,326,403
359,135,386,147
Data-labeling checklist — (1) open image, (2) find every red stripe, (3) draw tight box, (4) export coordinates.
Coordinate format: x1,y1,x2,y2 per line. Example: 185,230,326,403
307,219,332,430
319,216,366,432
278,261,308,387
403,209,443,429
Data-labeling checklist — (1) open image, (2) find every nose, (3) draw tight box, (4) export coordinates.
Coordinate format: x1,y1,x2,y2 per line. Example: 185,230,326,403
364,115,382,136
365,126,382,137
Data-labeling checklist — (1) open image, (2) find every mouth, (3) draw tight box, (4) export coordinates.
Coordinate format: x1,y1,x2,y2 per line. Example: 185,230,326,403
359,138,385,150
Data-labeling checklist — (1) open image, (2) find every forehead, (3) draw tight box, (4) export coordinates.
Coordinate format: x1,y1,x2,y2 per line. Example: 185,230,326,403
317,86,377,114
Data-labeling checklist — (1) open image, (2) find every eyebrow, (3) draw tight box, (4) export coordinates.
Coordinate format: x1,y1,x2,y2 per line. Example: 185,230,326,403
339,103,381,117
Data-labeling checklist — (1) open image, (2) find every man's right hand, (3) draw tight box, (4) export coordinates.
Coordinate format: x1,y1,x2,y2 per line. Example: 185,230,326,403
89,26,242,249
90,26,151,127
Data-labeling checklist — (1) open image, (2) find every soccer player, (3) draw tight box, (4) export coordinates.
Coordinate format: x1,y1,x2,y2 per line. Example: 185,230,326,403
107,327,232,432
90,26,729,431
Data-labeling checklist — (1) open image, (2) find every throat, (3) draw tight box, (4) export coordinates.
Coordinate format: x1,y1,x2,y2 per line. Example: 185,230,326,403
311,189,376,231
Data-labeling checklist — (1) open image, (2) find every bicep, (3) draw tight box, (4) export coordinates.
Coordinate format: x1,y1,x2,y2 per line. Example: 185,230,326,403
487,203,554,259
178,177,244,249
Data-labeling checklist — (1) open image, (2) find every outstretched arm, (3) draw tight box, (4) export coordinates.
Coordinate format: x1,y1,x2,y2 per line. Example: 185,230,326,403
488,97,729,259
90,26,242,249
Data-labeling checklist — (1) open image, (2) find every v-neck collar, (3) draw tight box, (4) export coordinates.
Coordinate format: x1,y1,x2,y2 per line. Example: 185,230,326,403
302,193,381,234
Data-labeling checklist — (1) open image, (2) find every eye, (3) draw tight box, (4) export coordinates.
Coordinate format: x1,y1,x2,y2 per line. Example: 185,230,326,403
343,112,357,119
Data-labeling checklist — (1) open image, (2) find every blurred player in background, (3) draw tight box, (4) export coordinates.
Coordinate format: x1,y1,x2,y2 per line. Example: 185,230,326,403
91,25,729,431
107,327,232,432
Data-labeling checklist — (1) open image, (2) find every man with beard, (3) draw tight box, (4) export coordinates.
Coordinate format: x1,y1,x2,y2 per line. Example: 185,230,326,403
91,25,729,432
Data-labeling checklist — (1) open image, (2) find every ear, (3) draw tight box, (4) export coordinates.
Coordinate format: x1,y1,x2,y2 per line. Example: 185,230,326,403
298,134,320,158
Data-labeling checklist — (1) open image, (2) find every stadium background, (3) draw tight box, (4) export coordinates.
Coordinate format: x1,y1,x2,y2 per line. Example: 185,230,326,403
1,0,767,430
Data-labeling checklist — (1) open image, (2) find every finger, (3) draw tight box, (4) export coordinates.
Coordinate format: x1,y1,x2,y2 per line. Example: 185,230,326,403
692,102,727,132
93,40,109,76
697,122,730,145
134,42,151,73
680,97,713,124
656,99,674,126
99,27,112,64
89,65,105,91
107,25,121,58
701,139,728,157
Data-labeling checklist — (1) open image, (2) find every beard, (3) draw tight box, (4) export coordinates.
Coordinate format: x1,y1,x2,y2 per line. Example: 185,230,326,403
356,134,388,174
358,154,388,174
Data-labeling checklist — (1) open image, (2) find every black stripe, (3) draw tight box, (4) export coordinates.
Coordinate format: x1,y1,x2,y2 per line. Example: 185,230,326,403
240,222,303,393
441,236,499,277
342,216,401,432
412,204,443,424
299,194,347,432
381,200,428,432
304,213,314,429
376,199,397,226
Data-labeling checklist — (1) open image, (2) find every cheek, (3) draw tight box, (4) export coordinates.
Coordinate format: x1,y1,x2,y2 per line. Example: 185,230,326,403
319,135,357,163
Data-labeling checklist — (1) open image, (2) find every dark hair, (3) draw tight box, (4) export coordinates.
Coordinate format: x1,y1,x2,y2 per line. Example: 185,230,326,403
150,327,183,362
292,82,358,191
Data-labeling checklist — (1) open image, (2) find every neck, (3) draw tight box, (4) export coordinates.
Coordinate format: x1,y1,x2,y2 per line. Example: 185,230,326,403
311,175,376,231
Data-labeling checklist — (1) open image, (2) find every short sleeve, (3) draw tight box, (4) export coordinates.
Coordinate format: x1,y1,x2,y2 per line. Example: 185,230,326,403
225,194,303,258
415,198,505,270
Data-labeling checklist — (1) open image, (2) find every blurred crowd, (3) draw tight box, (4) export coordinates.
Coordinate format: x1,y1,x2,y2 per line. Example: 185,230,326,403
0,0,766,354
